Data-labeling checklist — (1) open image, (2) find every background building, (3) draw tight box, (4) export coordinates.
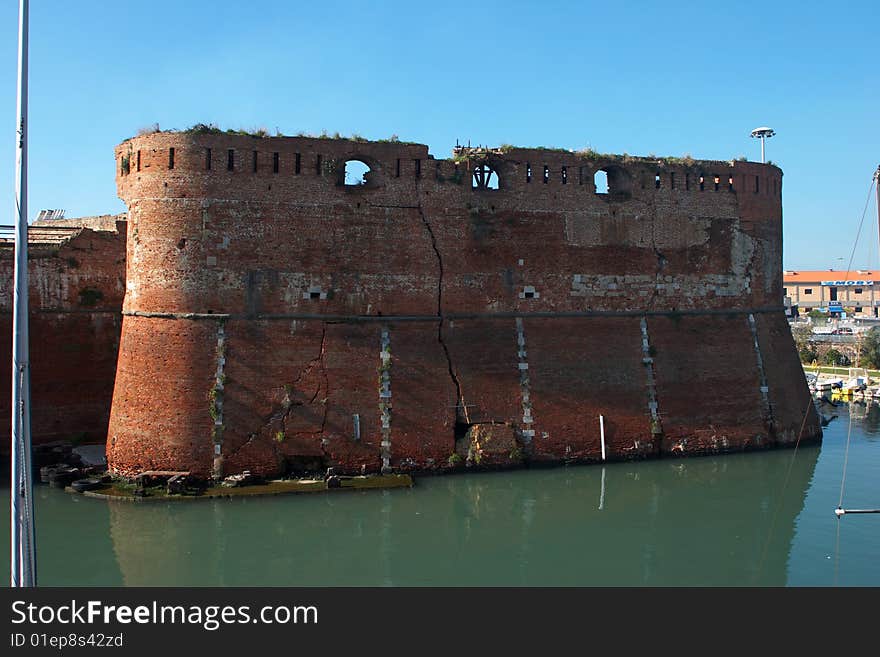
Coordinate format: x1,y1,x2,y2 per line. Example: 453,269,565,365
783,270,879,316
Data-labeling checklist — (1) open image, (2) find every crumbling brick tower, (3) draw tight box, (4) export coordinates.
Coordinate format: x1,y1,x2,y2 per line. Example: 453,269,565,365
107,131,821,480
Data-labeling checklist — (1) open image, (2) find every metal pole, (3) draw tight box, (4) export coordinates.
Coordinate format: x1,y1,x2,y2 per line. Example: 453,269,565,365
875,166,880,269
11,0,36,588
760,137,765,163
874,165,880,318
599,415,606,461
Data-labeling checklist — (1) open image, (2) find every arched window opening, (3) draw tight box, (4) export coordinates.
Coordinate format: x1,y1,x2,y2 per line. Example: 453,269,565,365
344,159,372,186
593,166,632,199
472,163,499,190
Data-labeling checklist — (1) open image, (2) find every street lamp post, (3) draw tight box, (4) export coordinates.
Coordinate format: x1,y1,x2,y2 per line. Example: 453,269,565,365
750,127,775,163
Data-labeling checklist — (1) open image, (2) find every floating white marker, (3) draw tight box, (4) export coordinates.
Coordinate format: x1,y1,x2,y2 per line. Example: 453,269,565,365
836,507,880,516
599,414,606,461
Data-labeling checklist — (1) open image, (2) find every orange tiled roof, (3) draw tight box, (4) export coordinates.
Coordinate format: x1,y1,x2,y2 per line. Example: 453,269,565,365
783,270,877,283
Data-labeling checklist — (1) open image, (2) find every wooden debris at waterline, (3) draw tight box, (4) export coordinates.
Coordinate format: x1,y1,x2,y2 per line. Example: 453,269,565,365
67,473,414,502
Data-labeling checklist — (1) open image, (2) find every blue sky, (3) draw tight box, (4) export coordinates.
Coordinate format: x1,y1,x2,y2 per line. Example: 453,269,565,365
1,0,877,270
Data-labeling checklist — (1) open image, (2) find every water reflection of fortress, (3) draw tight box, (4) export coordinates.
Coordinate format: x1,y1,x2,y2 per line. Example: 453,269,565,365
109,449,818,585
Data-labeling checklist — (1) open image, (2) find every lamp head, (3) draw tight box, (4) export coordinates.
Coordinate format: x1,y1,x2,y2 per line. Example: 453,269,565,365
750,127,775,139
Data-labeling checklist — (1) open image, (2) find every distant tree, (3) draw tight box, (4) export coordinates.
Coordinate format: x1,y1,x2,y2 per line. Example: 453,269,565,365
860,328,880,369
824,348,845,366
808,309,827,319
792,324,817,363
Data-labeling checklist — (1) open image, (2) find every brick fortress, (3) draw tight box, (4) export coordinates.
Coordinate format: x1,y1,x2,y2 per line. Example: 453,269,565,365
5,129,823,479
104,130,823,479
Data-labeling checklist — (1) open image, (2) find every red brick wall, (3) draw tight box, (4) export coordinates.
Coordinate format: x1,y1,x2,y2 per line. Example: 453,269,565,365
106,316,215,477
0,224,126,453
756,312,821,444
106,132,819,479
526,317,650,462
650,315,768,453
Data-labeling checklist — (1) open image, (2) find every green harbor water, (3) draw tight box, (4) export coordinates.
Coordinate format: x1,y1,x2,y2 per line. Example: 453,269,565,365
3,401,879,586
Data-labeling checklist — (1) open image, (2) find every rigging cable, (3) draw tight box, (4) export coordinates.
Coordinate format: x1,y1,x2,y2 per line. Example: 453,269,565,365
841,176,876,280
832,174,879,586
757,174,877,584
834,405,854,586
837,175,877,516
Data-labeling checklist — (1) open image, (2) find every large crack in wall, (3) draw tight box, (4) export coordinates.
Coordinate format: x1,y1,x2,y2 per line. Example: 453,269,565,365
414,202,468,424
648,204,665,312
223,323,329,471
280,323,329,438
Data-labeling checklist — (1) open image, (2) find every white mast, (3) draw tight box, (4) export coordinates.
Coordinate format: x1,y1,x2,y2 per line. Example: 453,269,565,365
875,165,880,264
11,0,36,588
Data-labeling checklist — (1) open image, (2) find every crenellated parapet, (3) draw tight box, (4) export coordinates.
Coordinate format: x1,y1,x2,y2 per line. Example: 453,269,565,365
114,132,784,318
115,132,782,210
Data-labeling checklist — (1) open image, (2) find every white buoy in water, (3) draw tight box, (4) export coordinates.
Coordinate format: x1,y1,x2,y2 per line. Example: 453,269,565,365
836,507,880,516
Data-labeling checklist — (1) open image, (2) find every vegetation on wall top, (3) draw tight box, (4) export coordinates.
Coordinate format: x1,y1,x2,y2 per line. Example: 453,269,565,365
128,123,420,145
